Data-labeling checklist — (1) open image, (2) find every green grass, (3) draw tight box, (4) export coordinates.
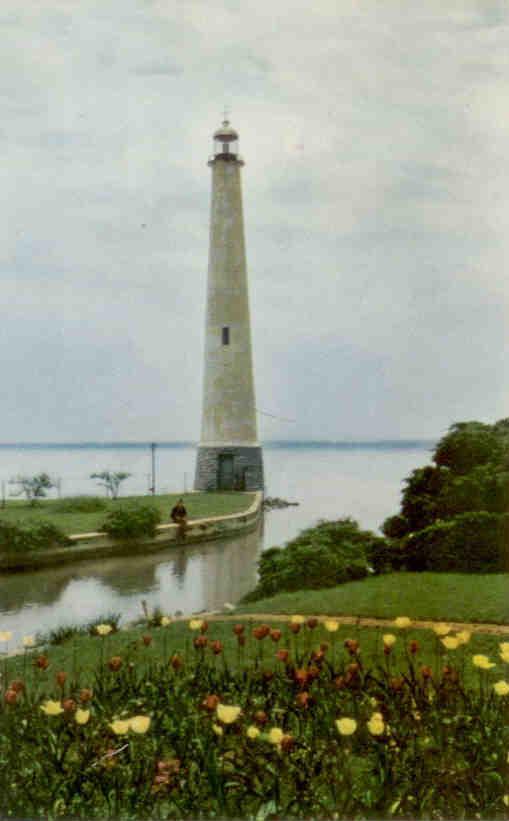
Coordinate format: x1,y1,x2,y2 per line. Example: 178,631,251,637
0,492,255,535
3,616,507,693
237,572,509,625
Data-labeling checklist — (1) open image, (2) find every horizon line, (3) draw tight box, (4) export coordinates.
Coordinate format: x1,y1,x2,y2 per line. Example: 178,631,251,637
0,438,437,448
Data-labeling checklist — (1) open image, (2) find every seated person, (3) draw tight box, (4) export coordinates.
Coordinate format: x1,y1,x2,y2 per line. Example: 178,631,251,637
170,498,188,524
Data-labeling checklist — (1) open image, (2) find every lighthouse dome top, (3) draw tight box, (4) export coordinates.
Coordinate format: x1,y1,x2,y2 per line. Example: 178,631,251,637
210,118,242,164
213,119,238,141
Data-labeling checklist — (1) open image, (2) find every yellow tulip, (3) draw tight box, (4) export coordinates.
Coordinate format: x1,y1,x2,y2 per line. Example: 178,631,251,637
189,619,203,631
212,723,223,736
472,654,495,670
441,636,459,651
0,631,13,642
493,681,509,697
160,616,171,627
382,634,396,648
335,717,357,736
216,704,241,724
22,635,35,647
500,650,509,664
129,715,151,734
432,623,451,636
95,624,112,636
75,709,90,725
40,700,64,716
110,719,130,735
504,796,509,807
246,725,260,739
324,619,339,633
455,631,471,645
367,716,385,736
393,617,411,629
290,615,305,625
268,727,284,745
500,642,509,655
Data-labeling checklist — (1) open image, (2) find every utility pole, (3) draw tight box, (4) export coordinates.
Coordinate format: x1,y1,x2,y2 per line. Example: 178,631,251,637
150,442,156,495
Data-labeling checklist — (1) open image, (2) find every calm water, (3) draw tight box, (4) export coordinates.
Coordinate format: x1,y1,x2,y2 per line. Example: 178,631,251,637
0,443,434,647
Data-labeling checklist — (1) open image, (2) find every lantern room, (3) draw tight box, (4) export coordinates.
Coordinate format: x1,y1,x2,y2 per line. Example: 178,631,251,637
211,119,240,161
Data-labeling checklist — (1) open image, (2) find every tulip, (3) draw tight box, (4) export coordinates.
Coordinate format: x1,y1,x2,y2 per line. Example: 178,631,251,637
246,725,260,739
108,656,123,672
129,715,151,734
4,690,17,706
432,622,451,636
0,631,12,642
409,639,420,654
95,624,113,636
394,616,412,629
189,619,203,631
62,698,77,713
142,635,152,647
324,619,339,632
472,654,495,670
9,679,25,694
281,734,295,752
75,708,90,725
41,700,64,716
216,704,241,724
237,634,246,647
290,615,305,625
200,621,209,634
35,655,49,670
233,624,245,636
160,616,171,627
276,648,289,663
210,640,223,655
252,624,270,640
295,691,310,709
170,654,183,671
55,671,67,688
336,717,357,736
268,727,284,745
382,634,396,648
493,680,509,696
79,688,93,703
306,617,318,629
269,629,282,642
420,665,433,679
289,623,301,634
193,635,208,649
442,636,459,651
110,719,130,735
22,636,35,648
254,710,268,726
201,694,220,712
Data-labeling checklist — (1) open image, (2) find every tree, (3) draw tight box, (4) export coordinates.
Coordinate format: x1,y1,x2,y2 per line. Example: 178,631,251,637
9,473,55,506
90,471,131,499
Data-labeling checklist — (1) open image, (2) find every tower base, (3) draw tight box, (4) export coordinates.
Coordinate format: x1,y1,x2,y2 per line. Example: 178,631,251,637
194,445,264,492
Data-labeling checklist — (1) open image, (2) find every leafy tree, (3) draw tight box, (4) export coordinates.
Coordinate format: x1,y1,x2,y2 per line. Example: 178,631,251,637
9,473,55,506
90,471,131,499
433,421,503,474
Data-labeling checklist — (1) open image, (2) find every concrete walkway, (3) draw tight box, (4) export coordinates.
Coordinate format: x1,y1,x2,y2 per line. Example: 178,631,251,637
186,612,509,637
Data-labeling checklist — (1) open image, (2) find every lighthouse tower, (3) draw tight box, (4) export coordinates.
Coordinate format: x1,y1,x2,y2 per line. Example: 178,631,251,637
194,119,264,492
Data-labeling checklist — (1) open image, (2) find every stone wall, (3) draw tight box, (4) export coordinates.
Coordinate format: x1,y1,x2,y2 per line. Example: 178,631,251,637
195,445,264,491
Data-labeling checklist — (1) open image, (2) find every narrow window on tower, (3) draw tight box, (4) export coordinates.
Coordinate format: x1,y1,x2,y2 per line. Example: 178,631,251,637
222,326,230,345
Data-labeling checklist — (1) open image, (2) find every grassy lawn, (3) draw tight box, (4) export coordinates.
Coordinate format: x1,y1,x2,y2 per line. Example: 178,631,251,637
0,492,255,535
3,614,507,692
237,572,509,625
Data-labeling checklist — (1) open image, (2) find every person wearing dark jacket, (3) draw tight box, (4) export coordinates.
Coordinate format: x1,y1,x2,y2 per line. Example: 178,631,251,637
170,499,187,524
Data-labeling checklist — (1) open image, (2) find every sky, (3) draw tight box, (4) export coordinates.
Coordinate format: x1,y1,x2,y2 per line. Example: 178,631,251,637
1,0,508,442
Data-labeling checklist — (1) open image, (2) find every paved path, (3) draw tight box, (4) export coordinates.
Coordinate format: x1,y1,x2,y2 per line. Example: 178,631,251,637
190,612,509,637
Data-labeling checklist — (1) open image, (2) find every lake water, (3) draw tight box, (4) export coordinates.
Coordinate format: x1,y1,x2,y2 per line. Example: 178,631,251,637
0,442,434,647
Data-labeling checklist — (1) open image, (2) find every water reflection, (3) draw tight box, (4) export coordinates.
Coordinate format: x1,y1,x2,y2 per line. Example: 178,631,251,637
0,524,263,647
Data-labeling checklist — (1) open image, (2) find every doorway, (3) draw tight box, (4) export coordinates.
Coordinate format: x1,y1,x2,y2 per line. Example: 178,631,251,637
217,454,234,490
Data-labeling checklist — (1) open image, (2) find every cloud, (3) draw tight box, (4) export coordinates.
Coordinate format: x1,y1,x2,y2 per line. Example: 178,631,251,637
0,0,507,441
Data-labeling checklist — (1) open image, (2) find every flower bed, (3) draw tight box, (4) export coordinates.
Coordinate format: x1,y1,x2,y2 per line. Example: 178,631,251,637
1,617,508,819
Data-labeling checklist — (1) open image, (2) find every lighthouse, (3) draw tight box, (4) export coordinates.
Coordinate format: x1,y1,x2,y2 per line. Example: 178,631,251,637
194,119,264,492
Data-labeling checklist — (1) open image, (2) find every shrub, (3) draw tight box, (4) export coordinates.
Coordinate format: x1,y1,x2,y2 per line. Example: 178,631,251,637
0,521,71,553
101,504,162,540
400,511,509,573
243,518,377,602
53,496,107,513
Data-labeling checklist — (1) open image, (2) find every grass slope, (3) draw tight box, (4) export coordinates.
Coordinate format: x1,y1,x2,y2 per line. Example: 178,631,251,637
237,572,509,625
0,492,254,535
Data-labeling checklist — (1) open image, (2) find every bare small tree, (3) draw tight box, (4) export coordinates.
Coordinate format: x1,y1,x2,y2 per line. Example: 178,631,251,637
9,473,55,506
90,471,131,499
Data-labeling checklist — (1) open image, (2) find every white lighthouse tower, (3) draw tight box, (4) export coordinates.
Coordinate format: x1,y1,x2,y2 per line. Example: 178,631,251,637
194,119,264,491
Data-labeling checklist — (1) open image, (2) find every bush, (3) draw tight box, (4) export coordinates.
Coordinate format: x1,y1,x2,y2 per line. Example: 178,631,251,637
53,496,107,513
400,511,509,573
0,521,71,553
242,518,378,602
101,504,162,540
